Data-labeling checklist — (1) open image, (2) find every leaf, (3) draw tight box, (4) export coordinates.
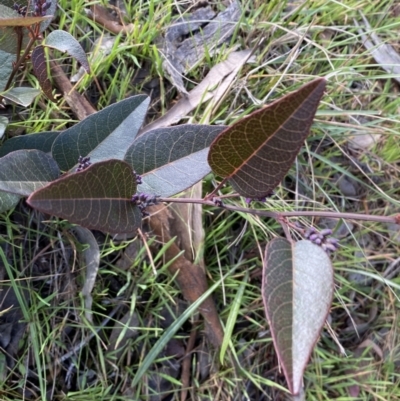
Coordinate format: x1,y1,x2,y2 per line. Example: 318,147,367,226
1,86,41,106
0,192,20,214
43,30,90,73
27,160,142,234
0,15,51,27
51,95,149,171
0,131,60,157
141,50,252,134
0,116,8,139
355,14,400,85
0,0,57,31
208,78,326,197
262,238,333,395
71,226,100,323
0,50,16,91
125,124,226,197
31,45,55,101
0,150,60,196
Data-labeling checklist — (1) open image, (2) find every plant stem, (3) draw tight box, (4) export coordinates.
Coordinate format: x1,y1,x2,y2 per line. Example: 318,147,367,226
158,197,399,225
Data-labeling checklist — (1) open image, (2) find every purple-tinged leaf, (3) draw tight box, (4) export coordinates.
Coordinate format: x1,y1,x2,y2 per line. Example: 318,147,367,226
27,160,142,234
31,45,55,101
262,238,333,395
208,78,326,197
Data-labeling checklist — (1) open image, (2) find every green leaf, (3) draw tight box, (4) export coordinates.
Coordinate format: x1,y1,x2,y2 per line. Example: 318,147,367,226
125,124,226,197
208,78,326,197
43,30,90,73
51,95,149,171
0,49,15,91
0,150,60,196
0,131,60,157
1,86,41,106
27,160,142,234
262,238,333,395
0,191,20,214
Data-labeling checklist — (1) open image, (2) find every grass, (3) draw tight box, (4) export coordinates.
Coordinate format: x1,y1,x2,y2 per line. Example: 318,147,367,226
1,0,400,400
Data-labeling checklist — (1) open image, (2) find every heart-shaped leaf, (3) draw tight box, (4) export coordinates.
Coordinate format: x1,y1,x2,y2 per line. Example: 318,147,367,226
51,95,149,171
27,160,142,234
262,238,333,395
0,131,60,157
208,78,326,197
125,124,226,197
0,149,60,196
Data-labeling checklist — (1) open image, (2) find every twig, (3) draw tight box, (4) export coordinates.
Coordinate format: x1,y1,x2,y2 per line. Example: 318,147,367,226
157,197,399,225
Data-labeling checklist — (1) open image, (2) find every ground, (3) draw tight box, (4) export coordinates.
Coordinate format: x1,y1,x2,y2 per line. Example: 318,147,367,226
0,1,400,400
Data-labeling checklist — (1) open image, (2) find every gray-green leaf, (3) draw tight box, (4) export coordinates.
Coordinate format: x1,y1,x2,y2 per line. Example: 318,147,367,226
262,238,333,395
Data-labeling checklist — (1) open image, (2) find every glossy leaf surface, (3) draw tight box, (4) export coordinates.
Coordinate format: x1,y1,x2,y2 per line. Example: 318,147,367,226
208,78,326,197
0,131,59,157
262,238,333,395
27,160,142,234
0,150,60,196
51,95,149,171
125,124,226,197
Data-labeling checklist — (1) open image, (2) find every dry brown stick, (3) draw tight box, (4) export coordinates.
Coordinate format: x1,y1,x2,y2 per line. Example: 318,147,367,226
87,4,134,35
50,60,96,121
148,204,224,348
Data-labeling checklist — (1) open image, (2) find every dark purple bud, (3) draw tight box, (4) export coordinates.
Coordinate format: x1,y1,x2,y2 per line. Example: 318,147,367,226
314,237,322,245
326,237,339,245
213,197,223,207
309,233,319,241
304,227,316,238
42,1,52,11
325,243,338,252
320,228,333,237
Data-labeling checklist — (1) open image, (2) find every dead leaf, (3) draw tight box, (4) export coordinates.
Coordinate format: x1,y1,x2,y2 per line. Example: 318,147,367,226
140,49,252,134
71,227,100,323
148,204,224,347
355,14,400,84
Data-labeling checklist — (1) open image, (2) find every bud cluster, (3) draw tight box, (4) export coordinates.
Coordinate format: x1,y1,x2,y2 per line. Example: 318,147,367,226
304,227,339,253
13,1,52,17
131,193,159,217
133,170,142,185
76,156,91,172
34,0,52,16
13,3,28,16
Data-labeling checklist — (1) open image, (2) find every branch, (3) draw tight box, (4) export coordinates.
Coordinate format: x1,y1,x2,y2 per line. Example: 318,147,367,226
157,197,399,225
